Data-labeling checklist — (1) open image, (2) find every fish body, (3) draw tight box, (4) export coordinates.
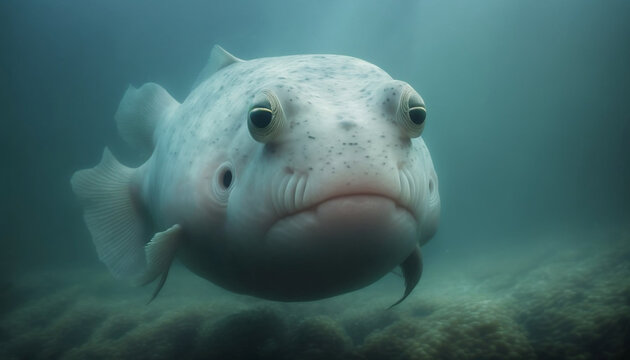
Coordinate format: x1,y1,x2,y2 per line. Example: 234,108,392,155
71,46,440,304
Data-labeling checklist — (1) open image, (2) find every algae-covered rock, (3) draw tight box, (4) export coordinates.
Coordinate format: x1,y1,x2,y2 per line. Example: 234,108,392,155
289,316,352,360
2,228,630,360
360,301,535,360
116,306,208,359
511,234,630,359
94,312,144,341
201,307,288,360
4,300,109,360
342,308,400,345
358,319,424,360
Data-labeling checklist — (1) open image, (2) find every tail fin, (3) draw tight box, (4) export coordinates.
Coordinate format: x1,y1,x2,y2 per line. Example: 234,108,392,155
71,148,149,279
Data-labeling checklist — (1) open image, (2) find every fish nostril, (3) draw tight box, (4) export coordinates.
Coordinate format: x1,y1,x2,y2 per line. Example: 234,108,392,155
222,169,233,189
212,162,234,204
428,179,435,194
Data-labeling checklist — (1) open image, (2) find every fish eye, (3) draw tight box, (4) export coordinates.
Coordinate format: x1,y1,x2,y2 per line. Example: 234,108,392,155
408,100,426,126
397,86,426,138
249,99,273,129
247,90,285,143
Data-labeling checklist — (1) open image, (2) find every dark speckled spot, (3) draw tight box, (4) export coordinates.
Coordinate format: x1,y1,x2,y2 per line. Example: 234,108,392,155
339,121,356,131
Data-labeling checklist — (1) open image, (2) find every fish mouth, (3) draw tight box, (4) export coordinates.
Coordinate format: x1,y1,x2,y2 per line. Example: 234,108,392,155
263,194,418,252
265,193,416,236
300,193,414,217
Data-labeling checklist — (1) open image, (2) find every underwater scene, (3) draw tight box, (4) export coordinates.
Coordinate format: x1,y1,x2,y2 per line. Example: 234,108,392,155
1,1,629,359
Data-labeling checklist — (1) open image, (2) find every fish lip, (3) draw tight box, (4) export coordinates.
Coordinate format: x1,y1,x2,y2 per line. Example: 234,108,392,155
264,193,416,236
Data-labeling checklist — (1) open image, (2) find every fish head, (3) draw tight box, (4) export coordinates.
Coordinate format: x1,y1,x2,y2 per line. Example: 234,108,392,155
192,55,440,300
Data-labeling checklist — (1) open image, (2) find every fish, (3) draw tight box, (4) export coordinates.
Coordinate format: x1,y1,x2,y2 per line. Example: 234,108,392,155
71,45,440,305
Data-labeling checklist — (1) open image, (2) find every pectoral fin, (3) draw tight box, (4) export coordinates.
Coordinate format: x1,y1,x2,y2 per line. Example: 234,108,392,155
389,246,423,308
71,148,182,303
71,148,149,280
135,224,182,303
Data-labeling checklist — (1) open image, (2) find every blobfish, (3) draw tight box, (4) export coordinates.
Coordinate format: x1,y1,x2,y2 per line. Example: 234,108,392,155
71,45,440,305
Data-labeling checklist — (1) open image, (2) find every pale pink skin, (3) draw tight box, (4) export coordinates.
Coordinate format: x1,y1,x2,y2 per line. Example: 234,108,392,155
138,54,440,301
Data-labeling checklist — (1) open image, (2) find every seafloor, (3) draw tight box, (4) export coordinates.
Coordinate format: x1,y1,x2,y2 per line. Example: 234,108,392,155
1,227,629,360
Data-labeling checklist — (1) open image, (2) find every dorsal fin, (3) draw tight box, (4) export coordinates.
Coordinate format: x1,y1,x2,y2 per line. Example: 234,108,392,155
192,45,243,89
115,83,179,155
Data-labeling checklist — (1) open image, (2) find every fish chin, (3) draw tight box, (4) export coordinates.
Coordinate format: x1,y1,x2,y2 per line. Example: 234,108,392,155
256,195,418,299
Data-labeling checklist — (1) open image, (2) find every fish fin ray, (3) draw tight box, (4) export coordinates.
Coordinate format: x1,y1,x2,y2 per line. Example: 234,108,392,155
71,148,149,279
135,224,182,286
115,82,179,154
